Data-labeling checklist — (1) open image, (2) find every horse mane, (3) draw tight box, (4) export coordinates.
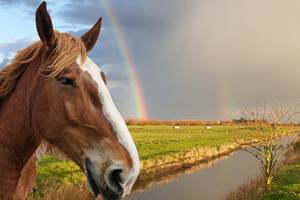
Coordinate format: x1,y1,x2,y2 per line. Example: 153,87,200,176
0,31,87,98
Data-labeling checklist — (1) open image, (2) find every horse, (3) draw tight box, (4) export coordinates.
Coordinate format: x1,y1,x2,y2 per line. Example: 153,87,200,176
0,2,140,200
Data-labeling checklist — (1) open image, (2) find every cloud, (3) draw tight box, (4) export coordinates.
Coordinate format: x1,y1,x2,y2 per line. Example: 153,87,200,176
149,0,300,119
2,0,300,119
58,1,102,26
0,57,9,68
0,37,36,69
58,0,169,30
0,0,42,15
59,0,300,119
0,37,36,54
0,0,40,7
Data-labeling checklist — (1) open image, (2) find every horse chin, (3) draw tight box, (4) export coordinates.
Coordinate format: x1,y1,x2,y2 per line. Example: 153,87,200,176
85,158,102,198
86,171,100,197
87,173,105,200
84,158,123,200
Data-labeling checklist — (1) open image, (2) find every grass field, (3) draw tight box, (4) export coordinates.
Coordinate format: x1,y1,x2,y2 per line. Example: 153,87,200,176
130,125,256,160
32,125,296,198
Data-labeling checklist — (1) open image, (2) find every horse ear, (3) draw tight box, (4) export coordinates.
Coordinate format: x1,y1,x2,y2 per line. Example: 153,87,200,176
81,17,102,52
35,1,55,48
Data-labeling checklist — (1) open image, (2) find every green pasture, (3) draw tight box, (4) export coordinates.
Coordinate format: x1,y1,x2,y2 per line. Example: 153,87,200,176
131,125,254,160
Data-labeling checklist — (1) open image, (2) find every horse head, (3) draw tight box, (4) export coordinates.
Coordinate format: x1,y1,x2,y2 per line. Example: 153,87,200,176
31,2,140,199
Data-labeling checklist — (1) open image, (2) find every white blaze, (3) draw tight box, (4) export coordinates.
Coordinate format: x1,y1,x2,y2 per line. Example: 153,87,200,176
78,56,140,194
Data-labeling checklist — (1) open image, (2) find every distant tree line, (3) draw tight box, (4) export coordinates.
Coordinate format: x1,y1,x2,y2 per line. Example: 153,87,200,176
125,119,223,126
125,118,300,126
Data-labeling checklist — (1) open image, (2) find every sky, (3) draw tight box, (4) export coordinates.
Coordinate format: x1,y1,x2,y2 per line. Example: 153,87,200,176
1,0,300,120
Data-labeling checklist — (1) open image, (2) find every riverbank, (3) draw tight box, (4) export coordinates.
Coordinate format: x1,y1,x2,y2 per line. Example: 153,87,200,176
30,125,298,200
30,144,244,200
262,139,300,200
226,136,300,200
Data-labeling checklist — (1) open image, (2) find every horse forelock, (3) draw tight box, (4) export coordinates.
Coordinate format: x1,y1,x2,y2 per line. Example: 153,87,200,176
0,31,87,99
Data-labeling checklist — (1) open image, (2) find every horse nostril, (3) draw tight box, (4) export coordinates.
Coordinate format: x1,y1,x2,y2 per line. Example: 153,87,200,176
108,169,124,194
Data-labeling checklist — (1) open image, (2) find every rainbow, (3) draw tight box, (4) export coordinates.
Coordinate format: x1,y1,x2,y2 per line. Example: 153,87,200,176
98,0,148,119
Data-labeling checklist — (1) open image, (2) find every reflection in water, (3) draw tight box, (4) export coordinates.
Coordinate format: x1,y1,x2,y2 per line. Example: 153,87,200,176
128,151,259,200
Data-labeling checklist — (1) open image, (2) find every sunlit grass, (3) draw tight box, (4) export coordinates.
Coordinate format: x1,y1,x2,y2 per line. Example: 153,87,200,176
131,125,256,160
32,155,85,197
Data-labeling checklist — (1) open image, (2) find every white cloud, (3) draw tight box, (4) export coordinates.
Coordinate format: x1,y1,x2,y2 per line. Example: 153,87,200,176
0,53,4,63
0,37,36,54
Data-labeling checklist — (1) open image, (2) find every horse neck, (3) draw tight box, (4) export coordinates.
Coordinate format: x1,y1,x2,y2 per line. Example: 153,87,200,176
0,53,42,196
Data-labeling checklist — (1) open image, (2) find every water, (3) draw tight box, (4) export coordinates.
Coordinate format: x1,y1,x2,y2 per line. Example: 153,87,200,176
129,151,260,200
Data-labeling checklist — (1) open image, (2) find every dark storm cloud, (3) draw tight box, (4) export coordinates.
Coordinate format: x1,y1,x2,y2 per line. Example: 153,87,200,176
0,0,63,16
59,0,171,30
0,0,40,6
0,0,43,14
58,0,102,25
151,0,300,119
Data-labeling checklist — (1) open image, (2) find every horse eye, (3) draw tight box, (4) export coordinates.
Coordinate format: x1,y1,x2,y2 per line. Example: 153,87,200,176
58,77,75,86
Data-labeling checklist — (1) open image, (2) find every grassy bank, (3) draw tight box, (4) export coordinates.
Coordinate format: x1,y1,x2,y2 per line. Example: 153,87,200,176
226,138,300,200
31,125,296,199
262,140,300,200
262,160,300,200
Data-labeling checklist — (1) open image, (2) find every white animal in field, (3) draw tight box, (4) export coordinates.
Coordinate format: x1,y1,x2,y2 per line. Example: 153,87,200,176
173,126,180,129
205,126,212,130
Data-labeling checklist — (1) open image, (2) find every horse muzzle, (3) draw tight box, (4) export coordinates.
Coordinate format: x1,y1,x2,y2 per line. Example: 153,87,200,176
84,158,126,200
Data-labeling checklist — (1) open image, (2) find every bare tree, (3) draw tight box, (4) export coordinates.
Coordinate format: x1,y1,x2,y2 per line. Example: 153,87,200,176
236,102,299,191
